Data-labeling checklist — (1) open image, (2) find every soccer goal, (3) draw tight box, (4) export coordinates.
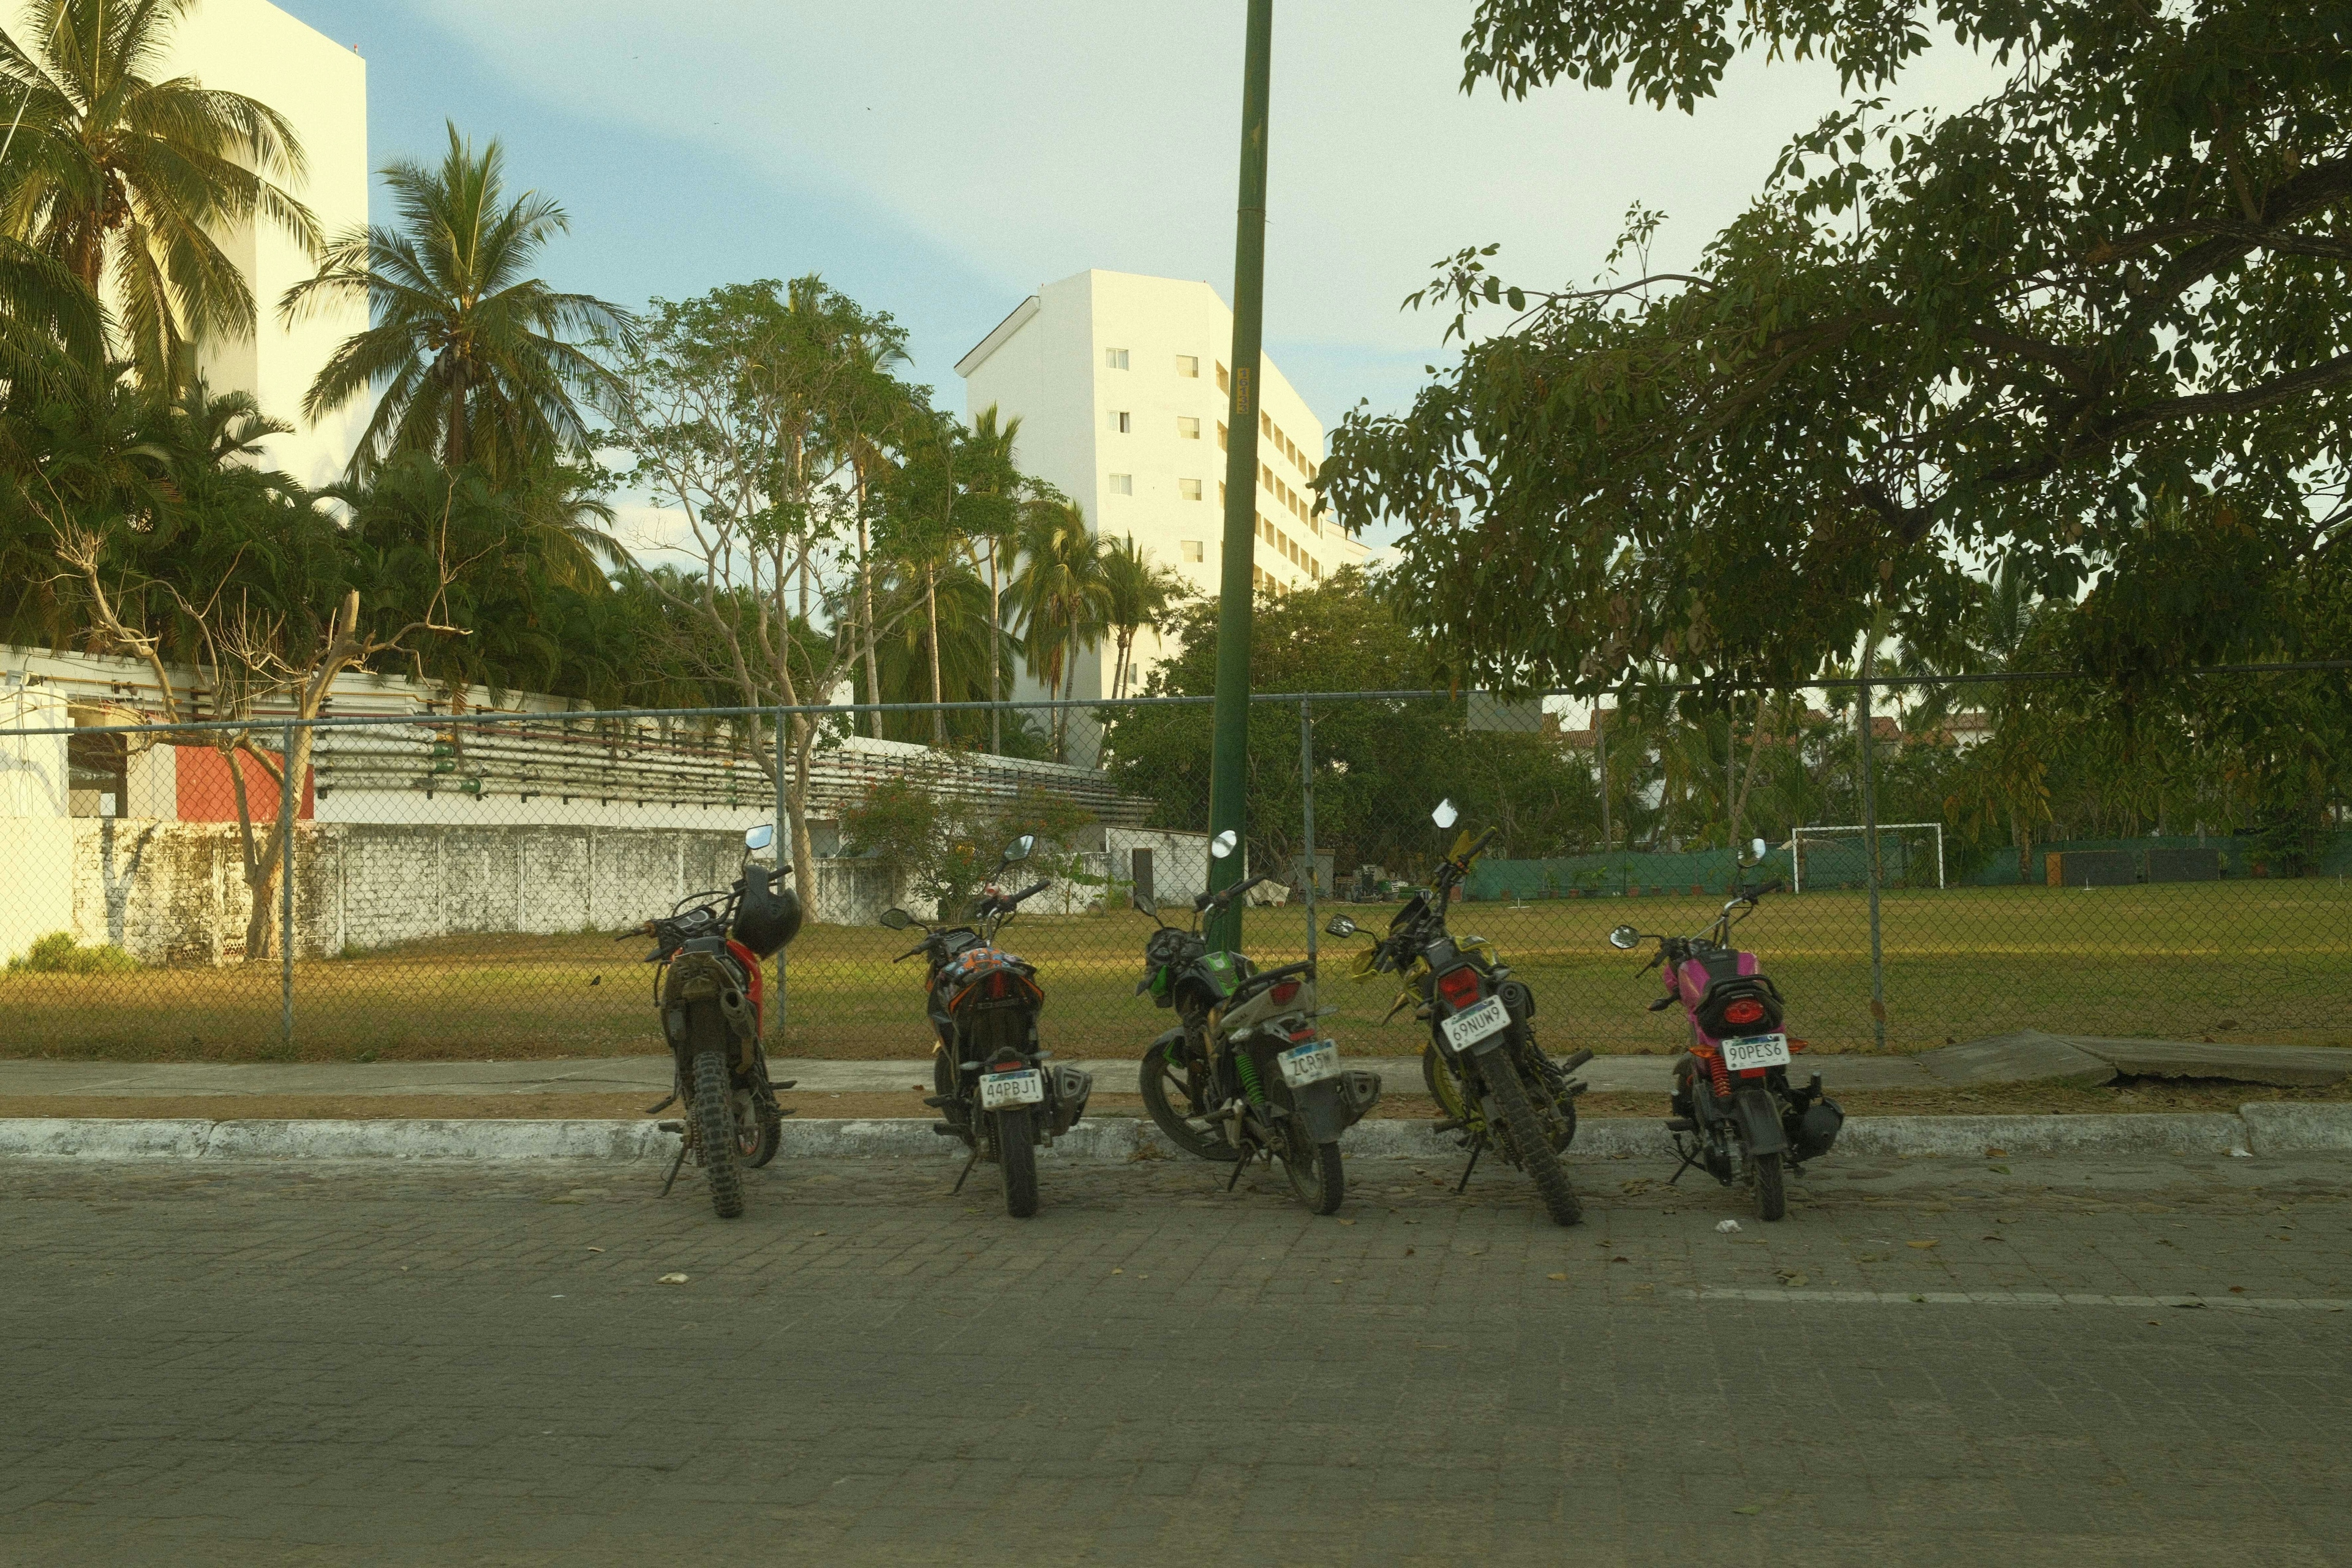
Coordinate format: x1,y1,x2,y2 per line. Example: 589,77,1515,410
1789,823,1945,892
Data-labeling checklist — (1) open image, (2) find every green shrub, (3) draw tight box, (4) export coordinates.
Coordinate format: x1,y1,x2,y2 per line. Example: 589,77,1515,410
6,931,141,975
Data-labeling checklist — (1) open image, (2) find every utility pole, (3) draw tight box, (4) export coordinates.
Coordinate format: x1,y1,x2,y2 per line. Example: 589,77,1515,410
1206,0,1273,952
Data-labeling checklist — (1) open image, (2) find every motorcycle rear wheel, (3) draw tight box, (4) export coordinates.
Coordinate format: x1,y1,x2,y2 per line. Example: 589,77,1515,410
688,1031,744,1219
1139,1038,1239,1163
738,1096,782,1167
994,1106,1039,1218
1751,1150,1787,1221
1483,1059,1582,1227
1281,1126,1346,1215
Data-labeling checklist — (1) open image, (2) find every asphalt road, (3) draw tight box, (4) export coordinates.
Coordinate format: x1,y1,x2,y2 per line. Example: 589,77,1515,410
2,1147,2346,1567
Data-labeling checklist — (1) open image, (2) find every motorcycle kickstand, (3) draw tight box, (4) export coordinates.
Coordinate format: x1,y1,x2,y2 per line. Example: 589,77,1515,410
948,1132,983,1196
1453,1139,1483,1195
1667,1136,1704,1187
658,1135,690,1198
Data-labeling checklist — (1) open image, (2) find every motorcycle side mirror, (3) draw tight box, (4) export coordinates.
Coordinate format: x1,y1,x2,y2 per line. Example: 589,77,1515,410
1431,799,1458,829
878,908,914,930
1324,916,1359,938
743,823,775,853
1209,829,1238,860
1607,924,1641,950
1001,834,1035,864
1131,889,1154,914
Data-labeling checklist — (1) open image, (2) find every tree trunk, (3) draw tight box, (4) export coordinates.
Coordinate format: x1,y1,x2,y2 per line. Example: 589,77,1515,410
925,565,946,748
858,507,881,737
445,367,469,467
1594,703,1611,851
785,715,820,916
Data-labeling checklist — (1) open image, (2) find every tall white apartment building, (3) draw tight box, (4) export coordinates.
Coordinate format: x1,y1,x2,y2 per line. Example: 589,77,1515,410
957,269,1370,706
0,0,371,486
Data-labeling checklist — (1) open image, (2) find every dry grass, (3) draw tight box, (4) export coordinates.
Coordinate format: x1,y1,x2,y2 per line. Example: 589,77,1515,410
2,881,2344,1063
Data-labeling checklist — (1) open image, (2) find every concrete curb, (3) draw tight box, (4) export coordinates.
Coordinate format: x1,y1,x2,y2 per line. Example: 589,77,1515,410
0,1109,2323,1163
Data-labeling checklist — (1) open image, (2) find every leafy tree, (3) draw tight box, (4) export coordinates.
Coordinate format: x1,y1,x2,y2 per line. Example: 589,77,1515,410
1326,0,2352,695
0,0,317,383
281,123,633,479
1007,500,1110,760
1098,535,1189,700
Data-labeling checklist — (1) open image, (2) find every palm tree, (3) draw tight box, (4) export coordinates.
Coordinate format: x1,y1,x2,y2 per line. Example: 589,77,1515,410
279,122,633,480
0,0,318,383
1008,500,1111,761
1098,535,1188,699
0,233,100,393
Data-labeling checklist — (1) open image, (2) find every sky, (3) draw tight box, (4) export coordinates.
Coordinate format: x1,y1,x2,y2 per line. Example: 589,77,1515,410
278,0,2010,459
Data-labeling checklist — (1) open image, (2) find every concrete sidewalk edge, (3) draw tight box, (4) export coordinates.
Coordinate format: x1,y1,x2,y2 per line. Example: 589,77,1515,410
0,1106,2342,1162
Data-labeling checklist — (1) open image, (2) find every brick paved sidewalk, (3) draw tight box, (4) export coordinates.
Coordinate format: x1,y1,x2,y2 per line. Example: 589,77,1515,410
2,1151,2346,1566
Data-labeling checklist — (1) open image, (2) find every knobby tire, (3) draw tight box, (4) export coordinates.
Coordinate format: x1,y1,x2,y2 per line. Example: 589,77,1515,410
1484,1059,1582,1227
688,1020,744,1219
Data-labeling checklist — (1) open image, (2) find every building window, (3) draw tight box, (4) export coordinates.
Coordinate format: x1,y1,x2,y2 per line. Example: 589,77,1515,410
1217,422,1227,451
67,730,126,818
1109,473,1133,495
1178,478,1202,500
1177,415,1199,439
1181,540,1205,562
1176,355,1199,377
1216,363,1229,393
1218,481,1226,506
1113,410,1131,433
1261,411,1273,439
1106,347,1129,370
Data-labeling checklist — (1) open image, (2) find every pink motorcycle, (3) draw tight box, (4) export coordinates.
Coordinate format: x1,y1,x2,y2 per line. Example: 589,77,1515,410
1608,878,1842,1220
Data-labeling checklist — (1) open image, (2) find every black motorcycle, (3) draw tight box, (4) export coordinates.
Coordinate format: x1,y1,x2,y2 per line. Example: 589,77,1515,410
1130,829,1381,1213
627,823,802,1219
879,835,1093,1218
1326,801,1588,1226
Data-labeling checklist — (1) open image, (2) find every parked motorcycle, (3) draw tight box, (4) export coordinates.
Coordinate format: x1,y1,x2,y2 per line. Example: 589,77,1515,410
1325,801,1588,1226
1130,829,1381,1213
1607,851,1843,1220
879,835,1092,1218
626,823,803,1219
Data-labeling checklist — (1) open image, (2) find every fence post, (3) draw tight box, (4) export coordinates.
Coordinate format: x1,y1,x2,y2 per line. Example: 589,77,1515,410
1300,699,1316,966
1858,655,1887,1050
280,717,295,1052
774,704,787,1045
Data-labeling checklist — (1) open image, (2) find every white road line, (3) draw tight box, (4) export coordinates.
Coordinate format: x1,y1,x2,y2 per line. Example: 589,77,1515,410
1689,1287,2349,1310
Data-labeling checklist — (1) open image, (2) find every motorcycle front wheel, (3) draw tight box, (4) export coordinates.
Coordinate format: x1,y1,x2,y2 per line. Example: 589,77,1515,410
1281,1124,1346,1215
737,1095,782,1167
1139,1038,1239,1163
688,1028,745,1219
993,1106,1039,1218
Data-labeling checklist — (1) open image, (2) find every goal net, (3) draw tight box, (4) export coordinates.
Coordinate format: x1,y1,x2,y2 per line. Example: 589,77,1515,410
1790,823,1946,892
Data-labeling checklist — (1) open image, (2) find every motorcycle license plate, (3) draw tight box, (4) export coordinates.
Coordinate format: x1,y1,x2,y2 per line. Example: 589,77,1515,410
1278,1039,1340,1088
978,1068,1045,1109
1441,995,1509,1052
1721,1033,1790,1071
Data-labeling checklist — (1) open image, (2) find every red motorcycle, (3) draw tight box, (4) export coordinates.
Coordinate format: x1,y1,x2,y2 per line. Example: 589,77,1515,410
627,823,802,1218
1607,866,1841,1221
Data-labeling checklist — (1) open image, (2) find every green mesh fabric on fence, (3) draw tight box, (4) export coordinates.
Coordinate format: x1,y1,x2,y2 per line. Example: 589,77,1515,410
1964,833,2352,886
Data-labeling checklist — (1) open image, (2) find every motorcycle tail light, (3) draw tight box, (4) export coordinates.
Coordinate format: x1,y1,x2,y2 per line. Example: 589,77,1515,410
1289,1027,1317,1042
1436,967,1482,1009
987,973,1009,1000
1724,999,1766,1027
1270,981,1300,1005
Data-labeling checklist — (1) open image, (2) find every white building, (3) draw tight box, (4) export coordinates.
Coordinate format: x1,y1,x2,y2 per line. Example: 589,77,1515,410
1,0,371,486
956,269,1370,704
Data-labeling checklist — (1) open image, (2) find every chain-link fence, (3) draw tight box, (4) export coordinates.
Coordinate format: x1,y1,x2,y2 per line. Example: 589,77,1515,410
2,668,2346,1063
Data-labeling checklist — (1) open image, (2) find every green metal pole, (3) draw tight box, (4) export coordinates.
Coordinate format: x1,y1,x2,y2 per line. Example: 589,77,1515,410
1207,0,1273,952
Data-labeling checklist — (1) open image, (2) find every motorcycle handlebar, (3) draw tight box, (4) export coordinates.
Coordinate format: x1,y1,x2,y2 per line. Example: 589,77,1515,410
1008,880,1051,905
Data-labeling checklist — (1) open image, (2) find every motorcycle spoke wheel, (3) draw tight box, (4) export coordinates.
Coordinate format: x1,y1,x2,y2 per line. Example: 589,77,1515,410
1482,1059,1581,1227
1421,1044,1476,1131
1139,1040,1239,1163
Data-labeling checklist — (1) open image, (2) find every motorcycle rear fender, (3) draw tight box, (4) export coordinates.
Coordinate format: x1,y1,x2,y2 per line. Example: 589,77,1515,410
1285,1076,1350,1145
1730,1085,1789,1156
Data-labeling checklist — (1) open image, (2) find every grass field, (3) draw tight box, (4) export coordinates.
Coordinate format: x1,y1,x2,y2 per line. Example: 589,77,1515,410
2,881,2345,1063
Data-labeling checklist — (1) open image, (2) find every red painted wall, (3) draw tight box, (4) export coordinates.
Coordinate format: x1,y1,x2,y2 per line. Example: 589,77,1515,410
174,745,314,823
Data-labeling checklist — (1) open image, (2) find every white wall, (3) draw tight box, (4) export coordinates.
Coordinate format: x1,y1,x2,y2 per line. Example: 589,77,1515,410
0,0,371,486
0,684,72,964
960,270,1371,704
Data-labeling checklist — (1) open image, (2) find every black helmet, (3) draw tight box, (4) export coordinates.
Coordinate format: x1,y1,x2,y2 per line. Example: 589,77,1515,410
733,865,802,957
